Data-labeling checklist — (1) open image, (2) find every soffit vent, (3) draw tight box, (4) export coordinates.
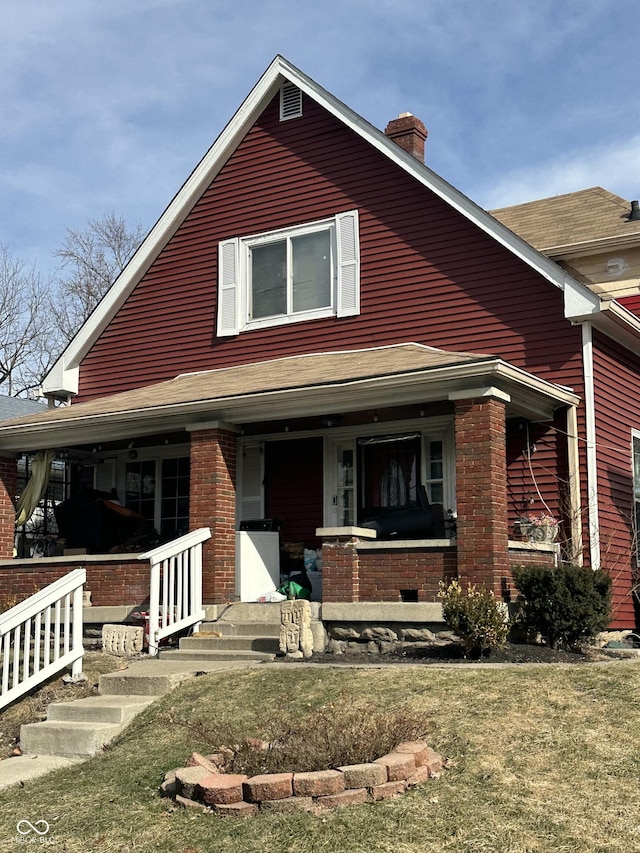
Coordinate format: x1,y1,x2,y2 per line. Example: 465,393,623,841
280,81,303,121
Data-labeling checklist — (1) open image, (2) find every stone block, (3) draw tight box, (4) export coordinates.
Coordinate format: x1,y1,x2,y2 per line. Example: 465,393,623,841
159,769,177,797
293,769,345,797
243,772,293,802
406,765,430,786
394,741,431,767
361,627,398,642
369,780,407,801
214,801,258,818
373,752,415,781
198,772,247,805
175,794,209,812
186,751,224,774
316,788,368,810
101,624,144,657
175,765,210,799
424,748,444,775
338,762,387,788
259,796,314,814
401,627,436,642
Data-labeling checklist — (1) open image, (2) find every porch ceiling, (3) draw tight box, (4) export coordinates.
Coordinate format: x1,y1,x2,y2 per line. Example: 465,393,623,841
0,344,579,451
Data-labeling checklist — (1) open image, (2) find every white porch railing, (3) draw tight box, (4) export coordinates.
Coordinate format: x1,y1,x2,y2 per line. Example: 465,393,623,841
142,527,211,656
0,568,86,712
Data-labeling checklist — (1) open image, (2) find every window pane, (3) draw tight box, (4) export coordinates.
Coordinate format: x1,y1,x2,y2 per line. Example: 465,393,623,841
251,241,286,318
292,231,331,312
359,435,420,517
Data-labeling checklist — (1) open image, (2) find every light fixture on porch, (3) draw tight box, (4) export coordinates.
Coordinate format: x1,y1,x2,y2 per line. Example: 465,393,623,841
320,414,343,428
128,441,138,460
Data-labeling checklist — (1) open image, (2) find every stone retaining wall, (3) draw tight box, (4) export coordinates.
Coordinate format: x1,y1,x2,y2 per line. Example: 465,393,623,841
162,740,443,817
325,622,459,656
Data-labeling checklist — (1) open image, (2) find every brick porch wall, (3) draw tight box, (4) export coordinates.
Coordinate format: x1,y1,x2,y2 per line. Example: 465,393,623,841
189,427,237,603
0,558,149,607
322,538,360,602
0,454,17,560
357,548,457,602
454,397,509,596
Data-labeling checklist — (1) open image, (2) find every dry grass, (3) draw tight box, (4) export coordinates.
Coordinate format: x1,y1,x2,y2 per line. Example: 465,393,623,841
0,651,129,758
0,662,639,852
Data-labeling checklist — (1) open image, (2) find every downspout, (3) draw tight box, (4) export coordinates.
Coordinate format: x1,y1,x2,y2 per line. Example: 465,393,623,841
581,322,600,569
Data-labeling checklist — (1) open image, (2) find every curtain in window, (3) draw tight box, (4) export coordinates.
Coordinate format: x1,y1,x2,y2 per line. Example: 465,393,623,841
358,434,420,515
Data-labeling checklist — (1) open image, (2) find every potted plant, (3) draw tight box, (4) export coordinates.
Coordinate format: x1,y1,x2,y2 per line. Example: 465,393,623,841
516,513,559,543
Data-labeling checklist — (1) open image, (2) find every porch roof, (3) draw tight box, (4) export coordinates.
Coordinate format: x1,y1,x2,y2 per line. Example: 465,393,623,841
0,344,579,451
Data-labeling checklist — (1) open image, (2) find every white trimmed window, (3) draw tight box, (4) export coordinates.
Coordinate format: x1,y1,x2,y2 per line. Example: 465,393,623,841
217,210,360,336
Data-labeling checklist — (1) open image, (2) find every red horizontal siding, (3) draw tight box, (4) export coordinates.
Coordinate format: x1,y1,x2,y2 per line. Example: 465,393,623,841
77,93,583,402
592,329,640,627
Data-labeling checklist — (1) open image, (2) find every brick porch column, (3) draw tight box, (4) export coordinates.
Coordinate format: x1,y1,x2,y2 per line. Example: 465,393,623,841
0,454,17,559
453,394,509,597
316,528,377,602
188,424,238,603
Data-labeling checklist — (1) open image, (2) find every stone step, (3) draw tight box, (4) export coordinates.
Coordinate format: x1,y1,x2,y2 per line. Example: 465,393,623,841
180,635,279,653
158,648,276,663
197,622,282,638
20,720,125,758
47,695,156,725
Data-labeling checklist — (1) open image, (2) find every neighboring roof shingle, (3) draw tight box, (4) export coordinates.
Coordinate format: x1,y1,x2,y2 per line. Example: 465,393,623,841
0,396,47,421
490,187,640,253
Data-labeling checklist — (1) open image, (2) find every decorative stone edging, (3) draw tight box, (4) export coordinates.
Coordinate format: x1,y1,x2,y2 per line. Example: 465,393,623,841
161,740,444,818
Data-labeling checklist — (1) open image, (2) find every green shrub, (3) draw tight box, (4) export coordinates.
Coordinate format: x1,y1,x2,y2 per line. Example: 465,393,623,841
438,579,509,657
512,563,612,649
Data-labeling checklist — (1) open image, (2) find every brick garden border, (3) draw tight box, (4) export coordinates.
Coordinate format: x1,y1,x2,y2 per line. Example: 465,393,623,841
161,740,444,818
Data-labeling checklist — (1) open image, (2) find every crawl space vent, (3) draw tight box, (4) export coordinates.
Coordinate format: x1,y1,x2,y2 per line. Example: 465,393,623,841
280,82,303,121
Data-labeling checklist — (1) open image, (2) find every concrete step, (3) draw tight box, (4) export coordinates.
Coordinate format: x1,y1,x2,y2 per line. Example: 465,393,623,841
20,720,125,758
197,622,281,638
180,635,279,653
158,648,276,663
47,695,156,725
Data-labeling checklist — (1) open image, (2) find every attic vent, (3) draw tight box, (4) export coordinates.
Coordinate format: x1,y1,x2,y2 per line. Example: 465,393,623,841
280,82,302,121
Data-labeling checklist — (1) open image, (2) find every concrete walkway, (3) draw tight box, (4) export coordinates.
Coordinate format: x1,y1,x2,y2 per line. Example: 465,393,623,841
0,657,264,791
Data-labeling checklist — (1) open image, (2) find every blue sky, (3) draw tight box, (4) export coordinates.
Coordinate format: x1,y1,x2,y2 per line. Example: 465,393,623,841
3,0,640,279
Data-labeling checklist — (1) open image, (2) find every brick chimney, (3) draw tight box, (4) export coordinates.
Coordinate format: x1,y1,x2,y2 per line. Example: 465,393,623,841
384,113,428,162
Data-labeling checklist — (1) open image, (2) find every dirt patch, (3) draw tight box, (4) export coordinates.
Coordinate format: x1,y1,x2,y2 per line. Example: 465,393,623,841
303,641,612,666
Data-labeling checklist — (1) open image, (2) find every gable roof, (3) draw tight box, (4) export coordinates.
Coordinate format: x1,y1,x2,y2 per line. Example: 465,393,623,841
43,57,614,398
491,187,640,256
0,343,579,451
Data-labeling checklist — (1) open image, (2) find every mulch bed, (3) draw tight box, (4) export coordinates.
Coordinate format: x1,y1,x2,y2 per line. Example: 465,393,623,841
302,642,613,665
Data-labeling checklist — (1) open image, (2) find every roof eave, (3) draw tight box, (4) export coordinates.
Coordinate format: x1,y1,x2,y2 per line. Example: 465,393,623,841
3,358,578,453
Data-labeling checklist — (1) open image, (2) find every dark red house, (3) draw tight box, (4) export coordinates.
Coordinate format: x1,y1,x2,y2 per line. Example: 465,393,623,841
0,57,638,629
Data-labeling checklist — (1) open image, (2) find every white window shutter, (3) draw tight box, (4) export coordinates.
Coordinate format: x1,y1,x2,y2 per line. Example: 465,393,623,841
336,210,360,317
217,238,240,336
239,443,264,523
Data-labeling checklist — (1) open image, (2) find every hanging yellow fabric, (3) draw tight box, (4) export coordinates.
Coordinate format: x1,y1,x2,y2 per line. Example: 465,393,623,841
15,449,56,527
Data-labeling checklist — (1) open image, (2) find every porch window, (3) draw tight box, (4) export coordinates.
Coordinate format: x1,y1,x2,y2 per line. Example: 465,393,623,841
125,456,190,539
358,434,420,519
217,210,360,335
